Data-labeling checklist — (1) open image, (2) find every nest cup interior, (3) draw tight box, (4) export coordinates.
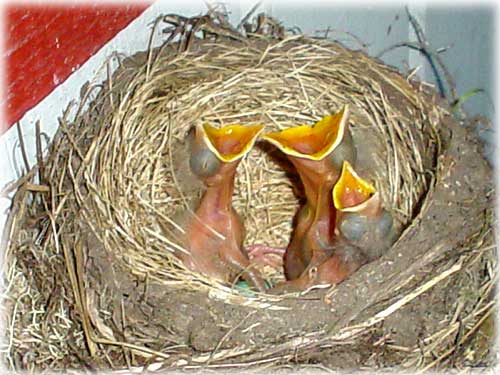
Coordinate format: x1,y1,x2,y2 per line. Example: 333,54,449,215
75,37,441,298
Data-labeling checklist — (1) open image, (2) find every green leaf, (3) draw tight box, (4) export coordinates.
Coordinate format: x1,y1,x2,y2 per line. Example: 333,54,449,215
451,88,485,112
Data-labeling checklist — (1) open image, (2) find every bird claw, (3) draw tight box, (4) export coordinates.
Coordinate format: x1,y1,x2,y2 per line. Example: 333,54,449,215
246,244,285,270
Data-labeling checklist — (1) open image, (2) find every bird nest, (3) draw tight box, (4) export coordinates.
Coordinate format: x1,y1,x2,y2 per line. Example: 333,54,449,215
2,13,495,372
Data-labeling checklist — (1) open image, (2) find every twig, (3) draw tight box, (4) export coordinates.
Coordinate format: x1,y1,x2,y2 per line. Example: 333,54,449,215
35,120,45,184
206,311,257,365
405,6,458,104
61,233,98,358
0,169,37,197
15,122,30,174
418,303,495,372
237,2,262,31
24,183,50,193
146,14,166,80
313,27,369,49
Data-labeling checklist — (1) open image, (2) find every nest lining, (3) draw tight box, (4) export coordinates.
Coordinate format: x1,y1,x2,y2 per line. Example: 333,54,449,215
2,14,495,372
65,35,443,298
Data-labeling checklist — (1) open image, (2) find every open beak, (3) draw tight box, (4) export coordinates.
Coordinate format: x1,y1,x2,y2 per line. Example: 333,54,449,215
333,160,377,212
200,123,265,162
261,105,349,160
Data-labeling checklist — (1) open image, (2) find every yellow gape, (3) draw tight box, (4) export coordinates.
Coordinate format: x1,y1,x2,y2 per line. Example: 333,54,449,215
201,123,264,162
261,105,349,160
333,160,376,212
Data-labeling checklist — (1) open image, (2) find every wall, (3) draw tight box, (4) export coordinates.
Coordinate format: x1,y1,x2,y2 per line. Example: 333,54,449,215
5,4,150,128
424,6,495,159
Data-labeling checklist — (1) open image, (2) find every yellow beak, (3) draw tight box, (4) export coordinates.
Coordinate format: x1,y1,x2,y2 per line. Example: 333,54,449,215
200,123,265,162
333,160,376,212
261,105,349,160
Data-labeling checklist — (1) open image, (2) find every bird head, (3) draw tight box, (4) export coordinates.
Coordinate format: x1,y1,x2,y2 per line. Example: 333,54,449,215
189,123,264,180
261,105,350,162
332,160,378,214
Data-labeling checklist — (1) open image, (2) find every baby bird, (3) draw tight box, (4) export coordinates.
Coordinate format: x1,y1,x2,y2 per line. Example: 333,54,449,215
333,160,397,261
268,154,398,294
267,236,366,294
176,122,267,292
261,105,357,282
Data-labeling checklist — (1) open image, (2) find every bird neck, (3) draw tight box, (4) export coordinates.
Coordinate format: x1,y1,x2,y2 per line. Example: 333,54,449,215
292,159,336,212
310,180,337,245
292,159,337,247
198,169,237,214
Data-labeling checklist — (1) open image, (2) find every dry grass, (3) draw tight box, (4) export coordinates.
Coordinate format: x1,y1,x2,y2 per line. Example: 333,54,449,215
58,33,441,298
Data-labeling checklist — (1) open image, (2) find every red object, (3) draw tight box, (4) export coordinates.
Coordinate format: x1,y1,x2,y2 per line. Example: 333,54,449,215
4,3,151,132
